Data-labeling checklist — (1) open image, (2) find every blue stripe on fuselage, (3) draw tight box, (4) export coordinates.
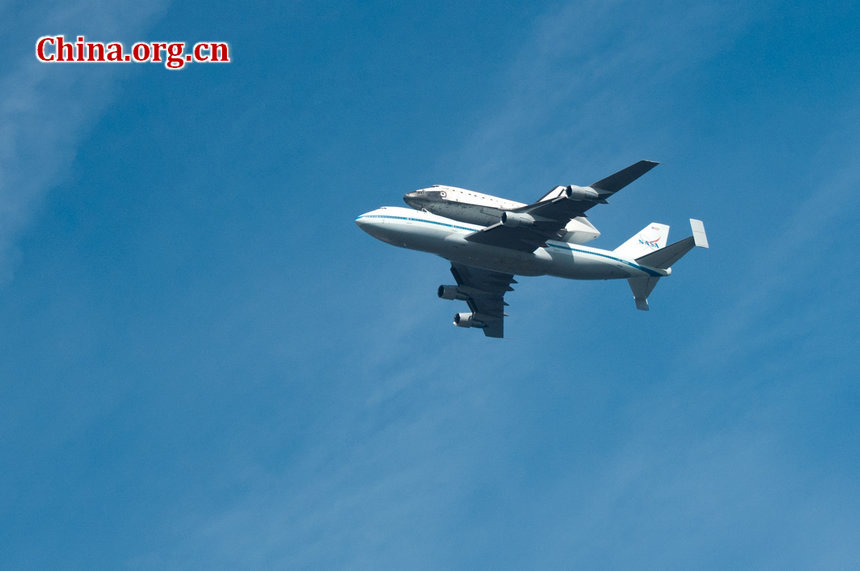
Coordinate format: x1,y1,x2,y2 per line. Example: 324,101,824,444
356,213,479,233
544,242,662,277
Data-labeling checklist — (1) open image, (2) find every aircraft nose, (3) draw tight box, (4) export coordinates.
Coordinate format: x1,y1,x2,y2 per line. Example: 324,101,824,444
355,211,389,242
355,211,380,234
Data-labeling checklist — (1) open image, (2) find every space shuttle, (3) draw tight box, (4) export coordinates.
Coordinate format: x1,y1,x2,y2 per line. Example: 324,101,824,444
403,160,659,245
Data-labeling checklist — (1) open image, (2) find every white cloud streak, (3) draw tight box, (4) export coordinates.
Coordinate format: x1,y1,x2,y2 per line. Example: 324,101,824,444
0,1,167,283
682,107,860,373
441,0,766,195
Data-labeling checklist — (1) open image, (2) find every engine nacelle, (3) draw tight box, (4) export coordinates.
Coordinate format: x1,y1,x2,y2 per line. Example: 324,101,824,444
453,312,486,329
438,285,468,300
564,185,600,201
501,211,536,227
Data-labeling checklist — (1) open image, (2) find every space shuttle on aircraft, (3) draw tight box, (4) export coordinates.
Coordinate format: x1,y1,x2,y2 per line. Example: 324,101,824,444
404,185,601,244
402,161,660,245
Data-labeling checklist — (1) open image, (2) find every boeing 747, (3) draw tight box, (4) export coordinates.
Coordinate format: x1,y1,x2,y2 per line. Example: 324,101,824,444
356,160,708,338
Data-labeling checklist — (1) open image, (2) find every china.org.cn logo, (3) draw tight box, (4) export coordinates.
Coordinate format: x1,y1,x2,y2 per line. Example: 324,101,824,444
35,35,230,70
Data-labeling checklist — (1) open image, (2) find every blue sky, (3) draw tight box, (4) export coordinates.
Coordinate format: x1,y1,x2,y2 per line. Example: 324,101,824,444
1,1,859,568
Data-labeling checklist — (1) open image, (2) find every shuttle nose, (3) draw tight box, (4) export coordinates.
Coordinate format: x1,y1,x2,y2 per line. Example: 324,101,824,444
403,191,421,209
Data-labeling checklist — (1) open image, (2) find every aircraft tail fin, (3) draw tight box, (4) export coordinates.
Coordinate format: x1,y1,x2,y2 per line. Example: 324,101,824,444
537,185,568,202
628,277,660,311
613,222,670,260
627,219,709,311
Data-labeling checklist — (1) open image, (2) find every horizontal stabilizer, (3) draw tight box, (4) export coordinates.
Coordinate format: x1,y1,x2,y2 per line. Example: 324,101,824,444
636,236,694,269
591,160,659,193
636,219,708,270
690,218,709,248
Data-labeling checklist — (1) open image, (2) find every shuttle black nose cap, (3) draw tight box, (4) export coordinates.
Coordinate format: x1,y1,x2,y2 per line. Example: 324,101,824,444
403,191,421,208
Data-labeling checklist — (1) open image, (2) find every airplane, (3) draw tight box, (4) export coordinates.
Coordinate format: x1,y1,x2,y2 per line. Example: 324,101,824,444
356,160,708,338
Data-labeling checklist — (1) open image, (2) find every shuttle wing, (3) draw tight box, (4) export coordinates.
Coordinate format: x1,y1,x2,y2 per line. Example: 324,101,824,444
450,262,515,338
466,160,658,252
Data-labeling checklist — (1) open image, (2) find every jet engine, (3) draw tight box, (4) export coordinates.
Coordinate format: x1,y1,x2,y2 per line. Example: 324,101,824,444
564,185,600,201
438,285,468,300
501,211,536,227
453,313,485,329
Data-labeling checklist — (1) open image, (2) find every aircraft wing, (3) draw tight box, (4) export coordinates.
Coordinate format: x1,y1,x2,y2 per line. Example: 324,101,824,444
466,160,659,252
450,262,516,338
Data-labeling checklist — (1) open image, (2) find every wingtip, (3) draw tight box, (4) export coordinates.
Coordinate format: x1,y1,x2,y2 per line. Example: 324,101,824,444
591,160,660,193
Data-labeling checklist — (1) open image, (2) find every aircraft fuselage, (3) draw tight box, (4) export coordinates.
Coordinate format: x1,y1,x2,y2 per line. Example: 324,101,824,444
356,207,666,280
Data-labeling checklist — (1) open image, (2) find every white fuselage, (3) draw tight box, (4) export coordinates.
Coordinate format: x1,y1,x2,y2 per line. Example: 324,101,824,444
403,185,601,244
356,206,666,280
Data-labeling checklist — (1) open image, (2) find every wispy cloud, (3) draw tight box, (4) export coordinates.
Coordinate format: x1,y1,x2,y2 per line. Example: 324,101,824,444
441,1,768,195
558,104,860,568
682,106,860,373
0,1,167,283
